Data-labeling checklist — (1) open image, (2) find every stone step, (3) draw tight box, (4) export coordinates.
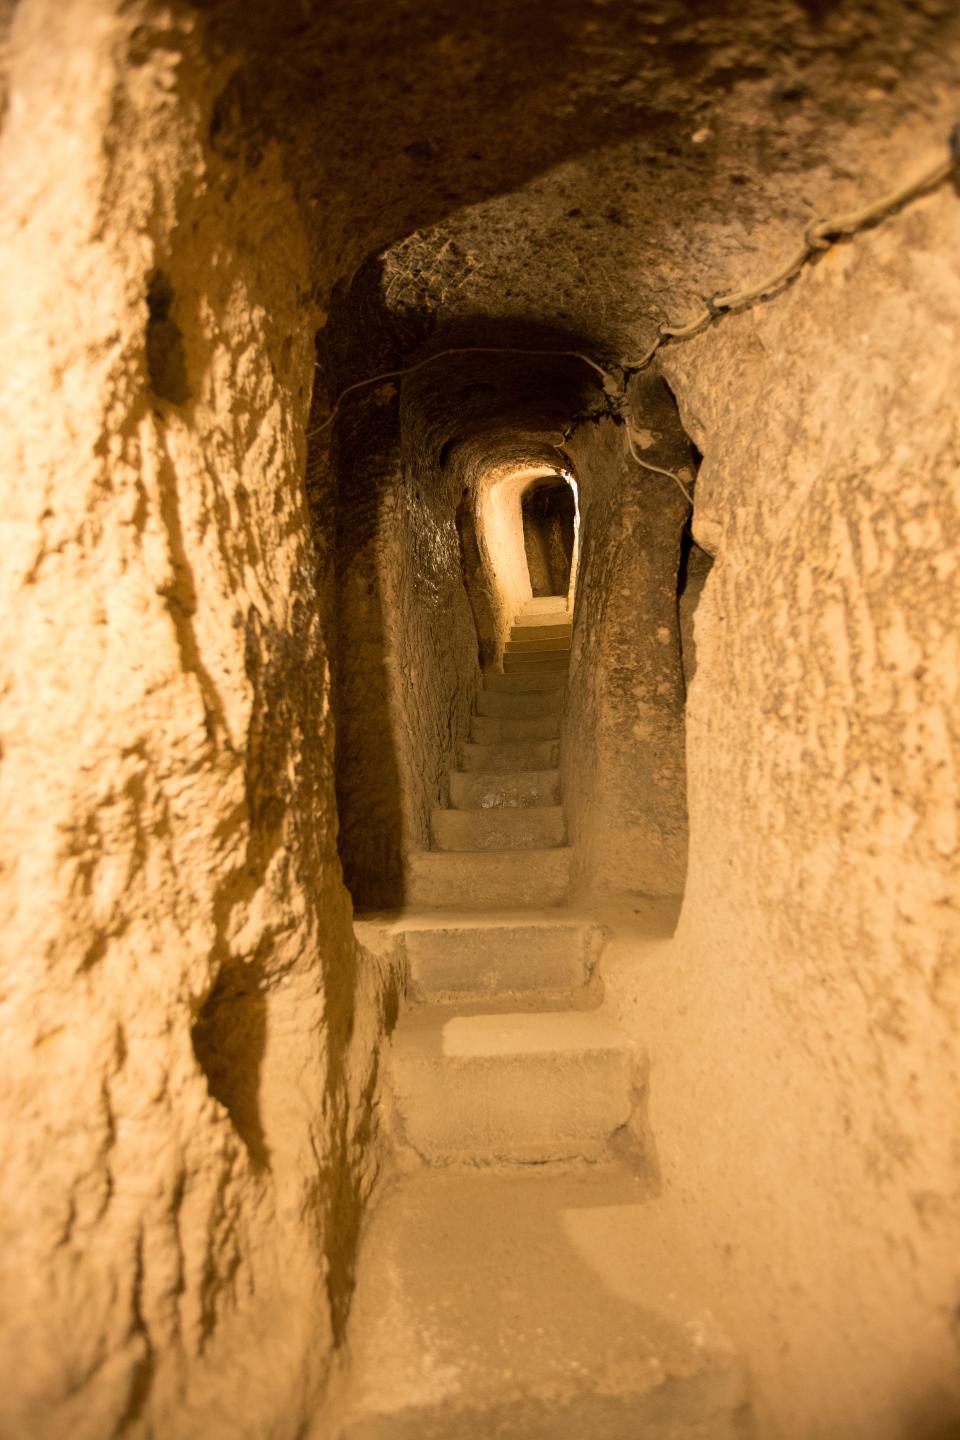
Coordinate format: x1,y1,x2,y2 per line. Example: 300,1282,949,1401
449,768,560,809
469,713,560,744
405,847,570,908
460,739,559,772
401,911,603,1003
483,671,566,693
508,623,572,643
340,1169,750,1439
431,806,565,852
475,688,562,718
502,653,570,674
518,595,568,614
513,609,571,628
388,1009,639,1163
505,636,571,654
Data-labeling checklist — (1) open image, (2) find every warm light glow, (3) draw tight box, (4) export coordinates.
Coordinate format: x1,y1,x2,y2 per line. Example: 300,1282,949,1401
474,463,580,659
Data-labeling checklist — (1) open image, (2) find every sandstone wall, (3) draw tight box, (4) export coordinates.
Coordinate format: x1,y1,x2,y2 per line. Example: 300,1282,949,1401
334,401,480,908
475,465,544,660
4,2,959,1434
0,4,400,1435
332,411,408,909
564,388,693,899
384,449,481,881
604,184,960,1438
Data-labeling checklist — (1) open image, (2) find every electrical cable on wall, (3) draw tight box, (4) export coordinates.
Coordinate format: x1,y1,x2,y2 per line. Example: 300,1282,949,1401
621,123,960,374
308,125,960,507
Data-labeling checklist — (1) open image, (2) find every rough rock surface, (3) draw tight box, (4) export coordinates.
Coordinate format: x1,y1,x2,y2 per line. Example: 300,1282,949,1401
564,381,695,897
0,5,400,1437
2,0,959,1436
333,400,479,909
604,183,960,1439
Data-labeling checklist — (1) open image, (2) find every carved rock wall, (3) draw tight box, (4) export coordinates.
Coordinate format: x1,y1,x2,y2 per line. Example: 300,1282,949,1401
0,5,399,1436
604,184,960,1438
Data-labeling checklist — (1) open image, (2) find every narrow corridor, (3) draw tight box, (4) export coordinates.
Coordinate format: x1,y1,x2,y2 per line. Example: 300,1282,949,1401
340,600,751,1437
7,7,958,1437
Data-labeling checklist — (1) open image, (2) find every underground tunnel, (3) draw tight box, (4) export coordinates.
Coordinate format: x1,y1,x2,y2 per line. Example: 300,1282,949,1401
1,2,959,1438
519,474,578,602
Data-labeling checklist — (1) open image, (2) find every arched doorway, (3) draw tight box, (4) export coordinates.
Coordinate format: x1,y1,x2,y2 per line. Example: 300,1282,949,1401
520,476,577,602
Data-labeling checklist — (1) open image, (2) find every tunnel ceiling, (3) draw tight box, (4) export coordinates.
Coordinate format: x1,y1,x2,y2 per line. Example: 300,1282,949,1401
194,0,960,406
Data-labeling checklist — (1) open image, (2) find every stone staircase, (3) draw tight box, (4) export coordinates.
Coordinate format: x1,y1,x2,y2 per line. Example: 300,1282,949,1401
337,599,751,1438
407,601,573,908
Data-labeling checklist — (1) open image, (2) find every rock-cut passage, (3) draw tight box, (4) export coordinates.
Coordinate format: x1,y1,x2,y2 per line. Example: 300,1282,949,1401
340,599,754,1438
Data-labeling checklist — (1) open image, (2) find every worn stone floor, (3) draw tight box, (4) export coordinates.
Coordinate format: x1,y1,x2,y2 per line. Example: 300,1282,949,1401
334,602,752,1438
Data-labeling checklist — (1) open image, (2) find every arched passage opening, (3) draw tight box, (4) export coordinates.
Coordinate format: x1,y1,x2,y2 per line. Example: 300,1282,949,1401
326,330,709,922
328,340,600,911
472,462,580,666
520,474,578,605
